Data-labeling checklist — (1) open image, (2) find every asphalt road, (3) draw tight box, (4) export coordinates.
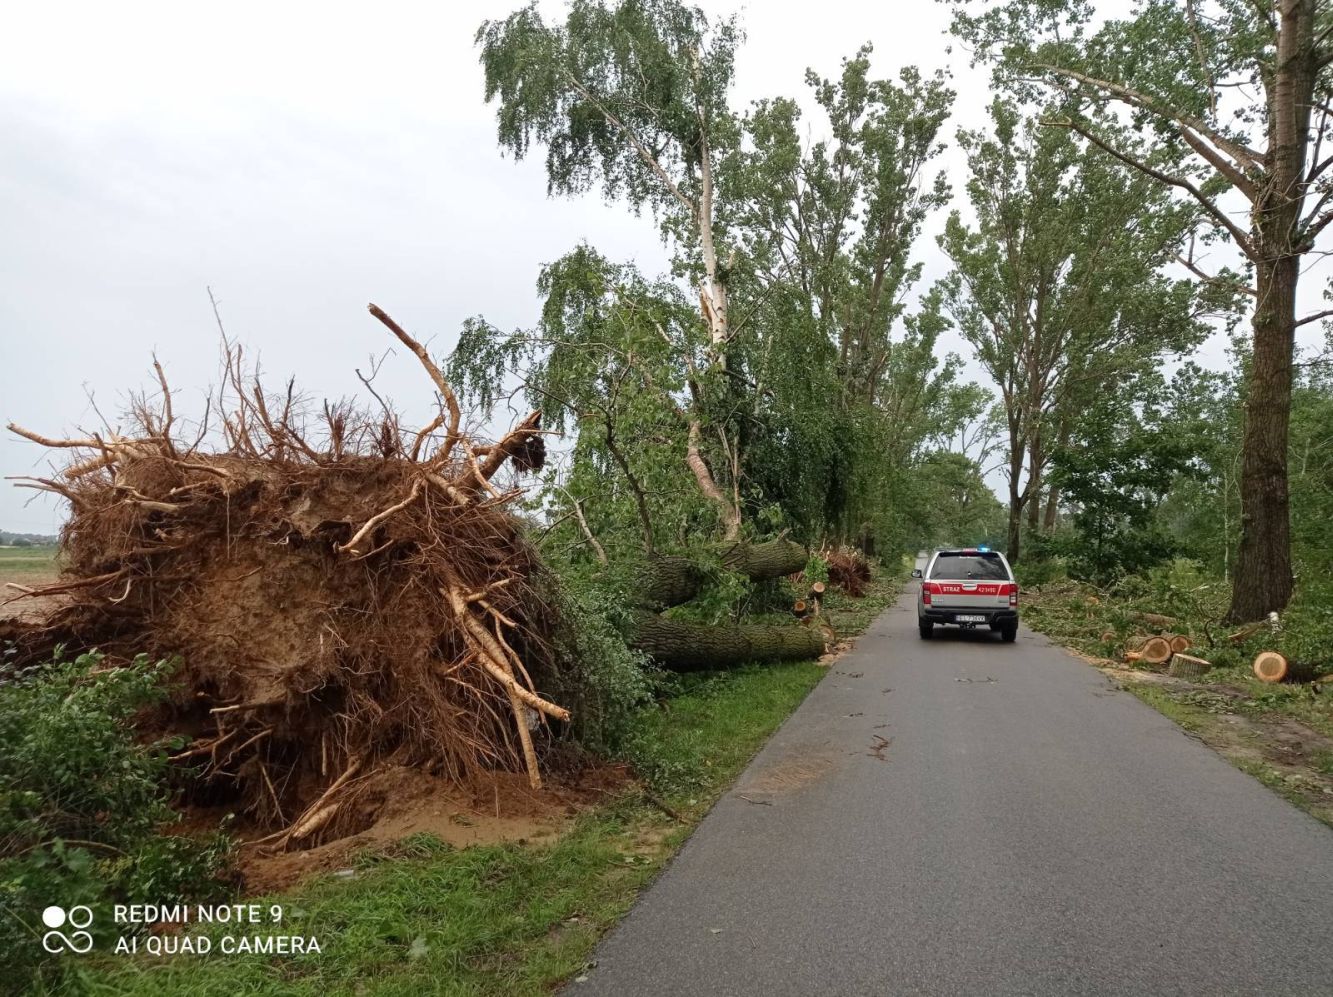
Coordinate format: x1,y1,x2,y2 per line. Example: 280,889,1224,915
573,589,1333,996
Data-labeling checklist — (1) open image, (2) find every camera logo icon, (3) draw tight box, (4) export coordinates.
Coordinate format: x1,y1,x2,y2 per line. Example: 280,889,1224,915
41,905,94,954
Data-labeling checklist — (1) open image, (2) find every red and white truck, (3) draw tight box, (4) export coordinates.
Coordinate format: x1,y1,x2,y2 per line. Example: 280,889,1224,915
912,548,1019,642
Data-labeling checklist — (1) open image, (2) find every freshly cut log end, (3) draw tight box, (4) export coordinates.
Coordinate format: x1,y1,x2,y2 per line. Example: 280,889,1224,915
810,581,827,595
1168,653,1211,680
792,600,808,617
1169,635,1192,655
1253,651,1314,684
1124,651,1144,664
1139,636,1173,667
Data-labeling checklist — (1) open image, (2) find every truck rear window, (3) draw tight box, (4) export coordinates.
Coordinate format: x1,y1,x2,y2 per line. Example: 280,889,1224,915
930,554,1008,580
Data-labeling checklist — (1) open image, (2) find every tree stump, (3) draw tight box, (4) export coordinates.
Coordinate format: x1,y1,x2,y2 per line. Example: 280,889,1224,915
1168,653,1211,680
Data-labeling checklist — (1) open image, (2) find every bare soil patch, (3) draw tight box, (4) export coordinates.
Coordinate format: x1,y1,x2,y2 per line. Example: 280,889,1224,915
229,762,631,894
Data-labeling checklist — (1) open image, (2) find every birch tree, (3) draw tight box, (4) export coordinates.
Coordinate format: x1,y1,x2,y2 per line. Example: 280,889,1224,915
478,0,745,535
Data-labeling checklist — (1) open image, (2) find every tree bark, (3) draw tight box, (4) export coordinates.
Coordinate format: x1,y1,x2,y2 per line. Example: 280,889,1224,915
635,538,808,611
1226,253,1298,622
720,537,807,580
637,556,707,611
629,613,824,672
1224,0,1315,622
1041,484,1060,531
1006,486,1024,564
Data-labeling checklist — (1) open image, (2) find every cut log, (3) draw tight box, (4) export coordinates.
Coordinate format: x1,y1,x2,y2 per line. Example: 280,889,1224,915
792,599,808,617
1139,636,1173,667
1167,653,1211,680
630,613,826,672
1100,630,1116,643
809,581,827,596
1168,635,1193,655
1252,651,1315,684
1124,650,1144,664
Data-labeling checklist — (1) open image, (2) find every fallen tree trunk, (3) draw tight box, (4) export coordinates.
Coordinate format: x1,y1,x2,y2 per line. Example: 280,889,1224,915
1135,612,1178,629
635,539,808,611
637,556,707,611
627,538,816,670
630,613,825,672
722,537,808,580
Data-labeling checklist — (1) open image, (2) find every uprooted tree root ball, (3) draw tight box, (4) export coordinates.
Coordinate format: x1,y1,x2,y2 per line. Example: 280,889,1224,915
4,304,575,849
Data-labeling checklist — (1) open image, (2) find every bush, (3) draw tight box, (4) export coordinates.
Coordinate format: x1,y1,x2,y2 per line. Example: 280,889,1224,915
0,651,232,989
542,571,653,754
1013,555,1066,589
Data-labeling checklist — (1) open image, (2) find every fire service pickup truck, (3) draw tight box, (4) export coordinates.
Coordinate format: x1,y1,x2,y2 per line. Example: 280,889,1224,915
912,547,1019,643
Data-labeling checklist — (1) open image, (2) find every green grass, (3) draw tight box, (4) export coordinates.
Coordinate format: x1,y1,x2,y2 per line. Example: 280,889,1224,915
0,545,59,578
75,577,899,996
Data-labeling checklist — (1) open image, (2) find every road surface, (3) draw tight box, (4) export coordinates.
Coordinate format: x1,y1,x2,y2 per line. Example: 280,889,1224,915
573,589,1333,996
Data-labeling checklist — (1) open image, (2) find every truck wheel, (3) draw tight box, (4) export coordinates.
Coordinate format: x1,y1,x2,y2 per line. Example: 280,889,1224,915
1000,623,1018,643
919,621,933,639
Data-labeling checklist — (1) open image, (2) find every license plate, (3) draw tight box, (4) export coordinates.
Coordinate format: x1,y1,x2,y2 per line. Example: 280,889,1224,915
956,615,986,623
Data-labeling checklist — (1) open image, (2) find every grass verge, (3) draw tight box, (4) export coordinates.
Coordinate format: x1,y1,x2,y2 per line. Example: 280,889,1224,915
1021,571,1333,829
75,576,899,995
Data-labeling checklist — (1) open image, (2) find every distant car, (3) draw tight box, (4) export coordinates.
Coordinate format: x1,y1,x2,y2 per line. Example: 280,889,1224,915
912,548,1019,642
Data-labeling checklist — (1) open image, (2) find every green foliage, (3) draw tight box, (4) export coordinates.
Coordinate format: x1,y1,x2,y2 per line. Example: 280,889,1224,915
478,0,740,217
803,555,829,585
546,575,654,754
939,98,1210,561
0,652,232,989
1278,582,1333,673
730,51,965,544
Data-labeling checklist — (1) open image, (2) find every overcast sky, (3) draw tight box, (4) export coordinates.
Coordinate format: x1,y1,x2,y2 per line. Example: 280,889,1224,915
1,0,1325,535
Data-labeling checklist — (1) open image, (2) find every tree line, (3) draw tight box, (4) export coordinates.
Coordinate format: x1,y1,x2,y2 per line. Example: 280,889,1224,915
453,0,1333,627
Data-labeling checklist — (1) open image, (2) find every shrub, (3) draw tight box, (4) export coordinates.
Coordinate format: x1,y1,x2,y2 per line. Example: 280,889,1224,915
541,571,653,754
0,651,232,988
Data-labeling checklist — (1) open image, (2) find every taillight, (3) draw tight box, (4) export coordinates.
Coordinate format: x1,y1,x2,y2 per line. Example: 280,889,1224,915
922,582,939,605
1006,583,1018,607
